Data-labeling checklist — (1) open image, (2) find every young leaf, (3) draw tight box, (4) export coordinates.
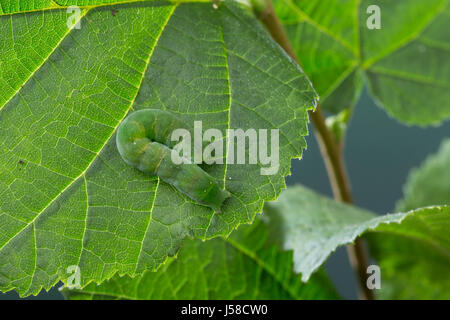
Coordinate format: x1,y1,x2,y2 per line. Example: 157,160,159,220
0,1,316,296
273,0,450,125
61,218,339,300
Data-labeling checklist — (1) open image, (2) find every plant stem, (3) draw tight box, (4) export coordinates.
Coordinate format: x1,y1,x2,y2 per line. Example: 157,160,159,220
255,0,375,300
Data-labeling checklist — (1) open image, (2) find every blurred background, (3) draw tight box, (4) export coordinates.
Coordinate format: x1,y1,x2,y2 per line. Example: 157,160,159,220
1,87,449,300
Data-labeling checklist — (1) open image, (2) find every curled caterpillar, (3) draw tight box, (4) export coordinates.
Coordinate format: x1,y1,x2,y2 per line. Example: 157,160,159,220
116,109,230,211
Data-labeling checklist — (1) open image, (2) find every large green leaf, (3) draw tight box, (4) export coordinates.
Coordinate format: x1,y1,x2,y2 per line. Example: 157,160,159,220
264,185,450,300
396,138,450,211
0,0,317,296
274,0,450,125
62,217,339,300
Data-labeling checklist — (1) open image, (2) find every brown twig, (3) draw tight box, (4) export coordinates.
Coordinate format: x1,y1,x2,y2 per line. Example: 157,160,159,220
255,0,374,300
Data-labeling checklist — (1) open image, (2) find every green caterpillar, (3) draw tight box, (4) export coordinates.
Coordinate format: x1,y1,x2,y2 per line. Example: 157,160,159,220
116,109,230,211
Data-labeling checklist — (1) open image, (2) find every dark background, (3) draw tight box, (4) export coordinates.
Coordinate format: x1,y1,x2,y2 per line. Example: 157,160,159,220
1,88,449,300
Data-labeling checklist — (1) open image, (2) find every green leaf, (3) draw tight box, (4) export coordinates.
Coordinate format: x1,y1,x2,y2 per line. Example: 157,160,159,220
263,185,405,281
396,138,450,211
264,185,450,299
365,138,450,299
0,0,317,296
61,217,339,300
365,206,450,299
0,0,162,14
273,0,450,125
